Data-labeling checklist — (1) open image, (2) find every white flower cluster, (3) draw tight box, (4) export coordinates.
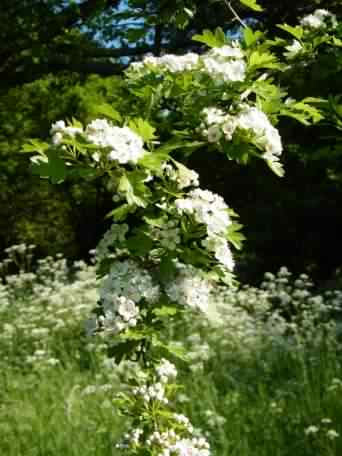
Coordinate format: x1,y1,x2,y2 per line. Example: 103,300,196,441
284,40,303,59
50,120,82,145
152,220,181,251
50,118,146,165
128,43,246,84
95,223,128,263
132,52,200,73
85,119,145,164
132,359,177,404
99,260,160,334
119,423,210,456
173,414,194,432
175,189,231,237
174,188,234,271
201,105,282,162
202,44,246,83
300,9,337,29
165,263,213,313
202,235,234,271
99,296,139,333
0,247,98,370
237,105,282,160
148,432,210,456
156,358,178,383
133,381,168,404
162,163,200,189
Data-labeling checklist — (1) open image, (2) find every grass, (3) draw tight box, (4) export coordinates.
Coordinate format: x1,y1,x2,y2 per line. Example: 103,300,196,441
1,246,342,455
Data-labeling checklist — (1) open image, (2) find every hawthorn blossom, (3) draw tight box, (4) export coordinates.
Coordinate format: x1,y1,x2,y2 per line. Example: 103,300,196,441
50,120,83,145
300,9,337,29
85,119,145,164
175,188,231,237
166,264,213,313
99,260,160,333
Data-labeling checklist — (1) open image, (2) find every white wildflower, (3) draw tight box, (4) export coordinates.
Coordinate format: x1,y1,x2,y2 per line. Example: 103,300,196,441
327,429,339,440
305,425,319,435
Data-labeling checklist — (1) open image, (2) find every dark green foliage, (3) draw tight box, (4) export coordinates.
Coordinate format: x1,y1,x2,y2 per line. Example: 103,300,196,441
0,74,122,258
0,1,342,282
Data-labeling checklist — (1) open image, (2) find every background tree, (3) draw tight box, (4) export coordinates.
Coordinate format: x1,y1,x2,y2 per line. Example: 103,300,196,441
1,0,341,284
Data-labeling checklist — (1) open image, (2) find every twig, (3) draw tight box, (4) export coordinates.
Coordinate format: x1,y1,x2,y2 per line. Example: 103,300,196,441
224,0,248,29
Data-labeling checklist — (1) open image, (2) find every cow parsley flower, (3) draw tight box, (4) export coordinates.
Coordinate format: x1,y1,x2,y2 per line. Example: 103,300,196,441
305,425,319,435
326,429,339,440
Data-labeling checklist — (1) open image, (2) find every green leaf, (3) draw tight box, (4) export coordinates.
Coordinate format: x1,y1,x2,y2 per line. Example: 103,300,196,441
151,337,188,361
157,140,205,155
106,204,133,221
164,342,188,361
277,24,303,41
192,28,226,48
143,214,165,228
21,139,49,155
332,37,342,47
239,0,263,12
126,28,147,43
153,306,179,317
243,27,264,47
128,118,156,142
118,171,150,207
249,50,282,70
91,103,122,122
107,340,140,364
126,232,153,256
158,255,177,281
138,151,168,172
265,159,284,177
227,222,246,250
31,149,67,184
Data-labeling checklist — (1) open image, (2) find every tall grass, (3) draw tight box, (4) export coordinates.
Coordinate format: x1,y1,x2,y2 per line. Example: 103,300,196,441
1,245,342,455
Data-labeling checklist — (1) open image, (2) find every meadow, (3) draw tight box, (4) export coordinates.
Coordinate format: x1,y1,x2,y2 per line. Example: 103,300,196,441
1,244,342,455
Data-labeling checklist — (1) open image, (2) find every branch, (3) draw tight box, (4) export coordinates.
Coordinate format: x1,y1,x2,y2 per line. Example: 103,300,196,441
224,0,248,28
0,55,127,88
